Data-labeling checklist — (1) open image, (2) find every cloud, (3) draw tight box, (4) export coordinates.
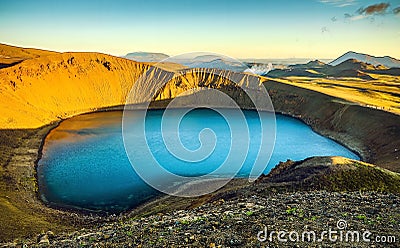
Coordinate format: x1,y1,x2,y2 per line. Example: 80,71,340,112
351,15,367,20
344,2,397,22
331,16,338,22
344,13,353,18
394,6,400,15
321,26,329,33
357,2,390,15
319,0,357,7
344,13,368,21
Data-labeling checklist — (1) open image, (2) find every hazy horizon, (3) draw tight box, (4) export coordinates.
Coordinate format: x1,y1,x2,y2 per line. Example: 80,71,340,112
1,0,400,59
3,41,338,61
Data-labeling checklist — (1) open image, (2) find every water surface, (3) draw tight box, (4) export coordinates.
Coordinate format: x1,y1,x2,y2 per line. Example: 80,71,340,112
38,109,358,212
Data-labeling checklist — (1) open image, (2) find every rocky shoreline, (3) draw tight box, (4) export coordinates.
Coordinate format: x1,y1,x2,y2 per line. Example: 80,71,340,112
264,80,400,173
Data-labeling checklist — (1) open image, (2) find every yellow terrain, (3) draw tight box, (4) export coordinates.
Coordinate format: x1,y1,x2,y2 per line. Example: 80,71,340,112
270,75,400,115
1,43,399,129
0,43,58,68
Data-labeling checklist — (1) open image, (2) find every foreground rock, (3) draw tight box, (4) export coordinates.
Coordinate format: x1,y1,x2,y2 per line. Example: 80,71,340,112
1,191,399,247
256,156,400,193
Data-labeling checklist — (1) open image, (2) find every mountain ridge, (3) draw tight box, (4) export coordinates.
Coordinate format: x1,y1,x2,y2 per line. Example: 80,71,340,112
0,43,58,69
267,56,396,80
0,49,264,128
329,51,400,68
123,52,170,62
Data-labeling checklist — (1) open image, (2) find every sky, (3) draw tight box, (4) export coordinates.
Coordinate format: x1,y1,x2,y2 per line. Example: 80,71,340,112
0,0,399,59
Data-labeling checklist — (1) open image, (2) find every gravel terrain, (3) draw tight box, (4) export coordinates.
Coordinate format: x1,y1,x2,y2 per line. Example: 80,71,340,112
2,191,399,247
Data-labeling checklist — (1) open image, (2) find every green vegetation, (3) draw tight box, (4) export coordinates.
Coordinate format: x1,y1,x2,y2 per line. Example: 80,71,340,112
356,214,367,221
180,219,190,225
245,211,254,216
264,157,400,194
321,162,400,193
0,127,74,241
286,207,297,215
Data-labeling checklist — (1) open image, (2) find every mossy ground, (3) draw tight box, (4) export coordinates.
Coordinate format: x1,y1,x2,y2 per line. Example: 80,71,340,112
0,128,75,241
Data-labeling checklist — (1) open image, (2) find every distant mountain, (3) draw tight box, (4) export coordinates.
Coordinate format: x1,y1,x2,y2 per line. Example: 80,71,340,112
170,54,247,72
242,58,332,66
123,53,259,73
291,60,328,69
268,59,329,78
267,58,383,80
185,59,246,72
190,55,223,63
329,51,400,68
331,69,374,80
332,59,385,71
267,68,322,78
244,63,274,76
123,52,169,62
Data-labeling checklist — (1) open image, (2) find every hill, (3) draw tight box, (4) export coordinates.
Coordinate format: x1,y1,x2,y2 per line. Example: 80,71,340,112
123,52,169,62
257,157,400,192
268,51,400,79
0,52,153,128
0,43,58,69
0,50,262,128
331,58,385,71
290,60,327,69
329,51,400,68
170,54,247,72
267,58,388,80
323,59,378,80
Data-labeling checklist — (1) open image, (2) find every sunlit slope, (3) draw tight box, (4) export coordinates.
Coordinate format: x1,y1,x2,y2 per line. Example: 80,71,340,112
0,43,58,68
0,53,154,128
0,52,262,129
274,75,400,114
1,46,399,129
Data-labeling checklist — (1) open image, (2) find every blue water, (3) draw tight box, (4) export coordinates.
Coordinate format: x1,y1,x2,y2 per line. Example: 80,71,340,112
37,109,359,213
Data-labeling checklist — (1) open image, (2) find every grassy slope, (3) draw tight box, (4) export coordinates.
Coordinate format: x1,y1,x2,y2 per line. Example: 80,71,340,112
0,127,77,241
258,157,400,193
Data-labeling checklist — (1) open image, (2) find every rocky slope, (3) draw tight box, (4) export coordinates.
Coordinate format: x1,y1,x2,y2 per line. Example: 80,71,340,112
3,191,400,247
